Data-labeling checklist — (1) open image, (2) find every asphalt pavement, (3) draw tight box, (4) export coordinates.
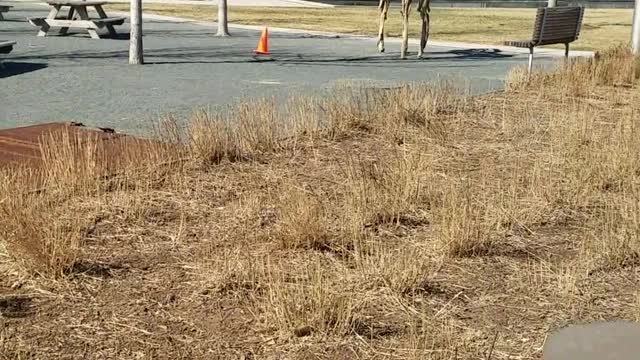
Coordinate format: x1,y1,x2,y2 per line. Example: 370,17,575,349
0,3,565,135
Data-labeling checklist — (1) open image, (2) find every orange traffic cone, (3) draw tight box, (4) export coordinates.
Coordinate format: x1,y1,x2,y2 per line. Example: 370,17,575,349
254,27,269,55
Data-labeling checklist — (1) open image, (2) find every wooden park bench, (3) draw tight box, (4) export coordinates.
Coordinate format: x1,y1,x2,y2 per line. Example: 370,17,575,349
504,7,584,75
0,4,12,20
28,0,125,39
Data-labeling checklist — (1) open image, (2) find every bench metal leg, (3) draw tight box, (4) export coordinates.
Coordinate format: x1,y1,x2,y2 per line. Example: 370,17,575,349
528,47,534,79
563,43,571,69
0,12,4,21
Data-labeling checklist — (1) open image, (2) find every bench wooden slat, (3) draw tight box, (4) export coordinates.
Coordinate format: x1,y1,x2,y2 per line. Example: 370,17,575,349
29,17,98,29
93,17,125,25
504,40,535,48
541,26,581,36
528,7,584,45
28,16,125,30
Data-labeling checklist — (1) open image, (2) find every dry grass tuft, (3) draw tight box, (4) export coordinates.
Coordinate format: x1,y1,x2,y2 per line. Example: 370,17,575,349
186,101,285,165
507,45,640,94
435,180,496,257
0,169,89,276
260,260,360,337
0,127,179,277
340,150,429,244
274,186,331,251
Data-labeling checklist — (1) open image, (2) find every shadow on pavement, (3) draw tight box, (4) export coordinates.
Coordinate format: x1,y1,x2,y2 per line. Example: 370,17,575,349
35,32,131,40
0,19,28,23
279,49,513,66
8,45,514,67
148,47,514,66
0,62,47,78
13,45,514,64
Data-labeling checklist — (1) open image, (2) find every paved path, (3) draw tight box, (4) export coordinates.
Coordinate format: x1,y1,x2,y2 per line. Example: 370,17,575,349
9,0,334,8
0,3,573,135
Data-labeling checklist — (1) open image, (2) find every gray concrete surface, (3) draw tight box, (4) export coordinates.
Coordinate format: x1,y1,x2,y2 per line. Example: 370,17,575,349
544,321,640,360
0,3,565,135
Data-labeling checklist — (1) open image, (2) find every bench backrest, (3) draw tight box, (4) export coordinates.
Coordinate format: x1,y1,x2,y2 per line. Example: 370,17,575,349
531,7,584,46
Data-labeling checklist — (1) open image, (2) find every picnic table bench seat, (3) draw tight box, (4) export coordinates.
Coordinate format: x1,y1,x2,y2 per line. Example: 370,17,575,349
28,16,125,28
0,4,13,20
504,6,585,76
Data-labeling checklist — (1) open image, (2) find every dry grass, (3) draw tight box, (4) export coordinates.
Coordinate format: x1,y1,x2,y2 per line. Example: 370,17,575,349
1,47,640,358
274,185,330,250
106,4,633,51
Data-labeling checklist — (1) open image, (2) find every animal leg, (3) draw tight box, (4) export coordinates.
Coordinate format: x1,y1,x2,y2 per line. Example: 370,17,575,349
400,0,412,59
417,0,431,58
377,0,390,52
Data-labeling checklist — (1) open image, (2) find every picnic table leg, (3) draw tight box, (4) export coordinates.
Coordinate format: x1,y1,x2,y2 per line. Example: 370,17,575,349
38,5,61,37
75,6,100,39
94,5,117,37
59,7,75,35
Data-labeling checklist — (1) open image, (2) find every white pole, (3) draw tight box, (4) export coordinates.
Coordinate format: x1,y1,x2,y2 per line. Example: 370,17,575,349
633,0,640,54
216,0,230,36
548,0,557,7
129,0,143,64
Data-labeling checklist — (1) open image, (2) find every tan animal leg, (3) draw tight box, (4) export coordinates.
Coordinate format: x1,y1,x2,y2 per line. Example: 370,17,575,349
400,0,412,59
417,0,431,58
377,0,390,52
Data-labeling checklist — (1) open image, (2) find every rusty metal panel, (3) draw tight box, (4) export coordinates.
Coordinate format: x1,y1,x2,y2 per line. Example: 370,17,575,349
0,122,132,168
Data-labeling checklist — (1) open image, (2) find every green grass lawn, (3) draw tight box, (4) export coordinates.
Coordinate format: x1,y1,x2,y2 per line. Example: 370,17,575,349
107,5,633,51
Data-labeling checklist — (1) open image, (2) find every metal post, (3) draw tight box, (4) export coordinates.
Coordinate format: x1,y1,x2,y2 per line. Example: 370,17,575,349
528,47,534,78
129,0,143,64
633,0,640,54
548,0,557,8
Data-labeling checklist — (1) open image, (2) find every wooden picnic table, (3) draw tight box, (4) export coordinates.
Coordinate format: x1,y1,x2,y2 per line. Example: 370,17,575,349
28,0,126,39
